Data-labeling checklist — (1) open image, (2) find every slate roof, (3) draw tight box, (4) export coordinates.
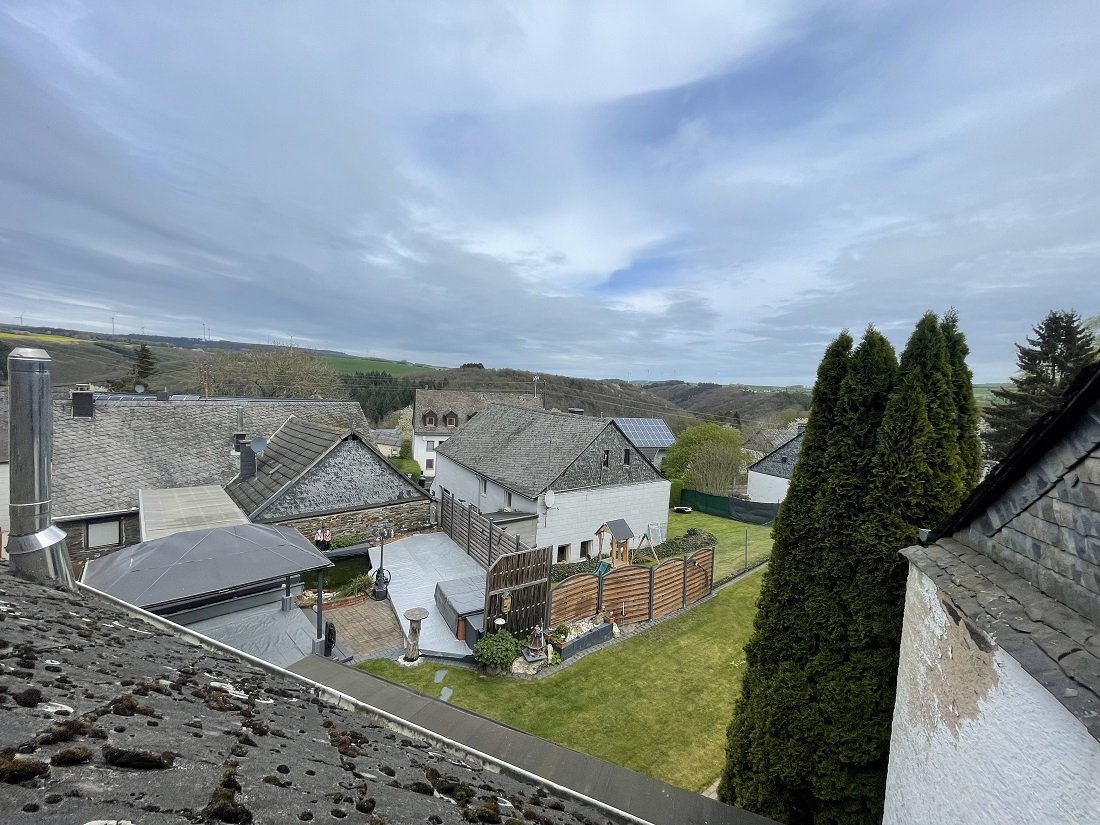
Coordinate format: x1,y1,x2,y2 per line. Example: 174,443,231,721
413,389,543,437
0,567,621,825
50,396,367,519
748,432,804,479
371,427,402,447
435,404,613,498
224,417,427,521
908,361,1100,742
601,518,635,541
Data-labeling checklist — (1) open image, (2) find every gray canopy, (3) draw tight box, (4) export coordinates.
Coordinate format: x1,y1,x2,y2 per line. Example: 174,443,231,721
82,523,332,611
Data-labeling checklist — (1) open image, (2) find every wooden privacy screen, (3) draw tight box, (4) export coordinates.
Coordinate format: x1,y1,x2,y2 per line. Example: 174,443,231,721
549,574,600,628
484,545,552,636
601,565,652,624
651,558,686,619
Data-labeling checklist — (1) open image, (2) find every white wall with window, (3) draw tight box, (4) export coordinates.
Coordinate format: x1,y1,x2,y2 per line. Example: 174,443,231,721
538,480,670,563
412,434,448,478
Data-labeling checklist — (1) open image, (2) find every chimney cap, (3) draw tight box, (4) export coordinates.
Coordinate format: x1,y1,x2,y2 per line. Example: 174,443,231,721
8,347,51,371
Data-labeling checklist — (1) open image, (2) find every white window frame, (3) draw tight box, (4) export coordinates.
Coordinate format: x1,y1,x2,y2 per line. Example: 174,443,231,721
426,440,436,452
87,518,122,549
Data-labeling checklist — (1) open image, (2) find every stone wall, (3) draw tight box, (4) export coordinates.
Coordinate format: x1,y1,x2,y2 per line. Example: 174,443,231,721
60,513,142,565
279,500,431,543
958,399,1100,625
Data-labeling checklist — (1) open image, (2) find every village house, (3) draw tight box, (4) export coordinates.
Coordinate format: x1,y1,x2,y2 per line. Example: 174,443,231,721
433,403,670,562
412,389,543,480
45,391,369,561
746,431,804,504
224,415,428,537
884,362,1100,824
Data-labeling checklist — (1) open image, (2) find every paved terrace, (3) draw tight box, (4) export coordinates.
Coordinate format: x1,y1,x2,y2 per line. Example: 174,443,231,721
291,655,773,825
368,532,484,658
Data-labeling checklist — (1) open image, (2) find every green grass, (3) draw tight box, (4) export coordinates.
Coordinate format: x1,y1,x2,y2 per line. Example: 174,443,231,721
0,331,86,344
321,354,443,376
363,570,765,792
972,383,1006,405
665,509,773,581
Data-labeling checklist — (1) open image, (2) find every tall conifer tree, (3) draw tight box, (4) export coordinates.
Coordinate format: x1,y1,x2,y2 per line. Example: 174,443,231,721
941,309,983,490
985,309,1097,459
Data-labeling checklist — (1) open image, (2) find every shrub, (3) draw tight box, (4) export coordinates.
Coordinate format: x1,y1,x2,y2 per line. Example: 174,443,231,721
399,439,412,459
336,572,374,599
472,630,521,672
669,478,683,507
392,458,421,479
331,533,370,549
550,558,601,584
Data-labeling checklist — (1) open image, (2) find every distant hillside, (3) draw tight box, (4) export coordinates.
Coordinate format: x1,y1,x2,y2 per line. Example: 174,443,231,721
321,354,443,376
643,380,811,428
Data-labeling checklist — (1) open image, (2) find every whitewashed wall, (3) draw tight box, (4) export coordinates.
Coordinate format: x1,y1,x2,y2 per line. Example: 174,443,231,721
412,434,449,478
536,480,670,562
747,470,789,503
431,455,539,546
884,566,1100,825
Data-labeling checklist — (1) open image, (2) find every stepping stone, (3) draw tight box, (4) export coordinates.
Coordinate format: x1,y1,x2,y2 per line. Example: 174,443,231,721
434,670,447,684
439,687,453,703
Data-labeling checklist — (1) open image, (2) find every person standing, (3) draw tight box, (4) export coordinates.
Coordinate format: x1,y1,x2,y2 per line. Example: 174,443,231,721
322,526,332,552
314,526,324,551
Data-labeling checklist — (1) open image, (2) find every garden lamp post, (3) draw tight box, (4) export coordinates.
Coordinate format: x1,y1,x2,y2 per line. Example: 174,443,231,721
372,524,394,601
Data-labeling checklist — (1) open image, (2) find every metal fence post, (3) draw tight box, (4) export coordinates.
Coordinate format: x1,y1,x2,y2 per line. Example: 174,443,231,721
744,528,749,572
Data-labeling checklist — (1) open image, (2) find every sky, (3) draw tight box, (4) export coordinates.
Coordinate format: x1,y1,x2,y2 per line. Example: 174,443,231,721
1,2,1097,385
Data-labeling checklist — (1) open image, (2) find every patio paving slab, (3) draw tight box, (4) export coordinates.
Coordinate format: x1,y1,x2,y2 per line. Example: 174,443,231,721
369,532,484,658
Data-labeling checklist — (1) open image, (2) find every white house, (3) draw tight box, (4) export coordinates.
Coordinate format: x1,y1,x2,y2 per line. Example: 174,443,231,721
746,431,803,503
433,404,670,563
412,389,542,480
883,362,1100,824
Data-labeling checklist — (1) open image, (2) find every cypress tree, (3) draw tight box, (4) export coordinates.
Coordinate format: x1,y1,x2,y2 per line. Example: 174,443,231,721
941,309,983,490
131,343,157,387
985,309,1098,459
719,332,853,823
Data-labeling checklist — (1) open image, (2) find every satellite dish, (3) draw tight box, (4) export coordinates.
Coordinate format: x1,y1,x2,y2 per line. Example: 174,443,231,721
544,489,556,508
134,384,145,394
250,436,268,454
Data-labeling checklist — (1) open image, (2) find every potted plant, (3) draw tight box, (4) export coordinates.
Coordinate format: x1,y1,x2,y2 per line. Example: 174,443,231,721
549,625,569,653
472,630,521,675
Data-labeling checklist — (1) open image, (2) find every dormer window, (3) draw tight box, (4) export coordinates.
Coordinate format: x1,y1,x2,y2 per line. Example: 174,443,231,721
444,412,458,427
423,411,437,427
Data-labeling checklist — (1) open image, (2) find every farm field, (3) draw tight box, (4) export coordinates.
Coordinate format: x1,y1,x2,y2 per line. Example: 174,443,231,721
364,568,765,793
321,354,442,376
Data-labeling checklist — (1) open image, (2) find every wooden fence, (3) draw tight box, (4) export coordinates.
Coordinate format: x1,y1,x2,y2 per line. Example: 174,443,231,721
549,547,715,629
439,489,552,637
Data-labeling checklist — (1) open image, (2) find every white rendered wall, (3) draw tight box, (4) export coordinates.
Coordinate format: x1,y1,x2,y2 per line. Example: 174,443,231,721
746,471,789,503
535,480,670,562
431,455,538,545
412,434,449,477
884,566,1100,825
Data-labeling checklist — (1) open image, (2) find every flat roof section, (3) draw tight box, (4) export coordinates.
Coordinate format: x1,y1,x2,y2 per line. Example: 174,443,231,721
82,523,332,611
139,485,250,541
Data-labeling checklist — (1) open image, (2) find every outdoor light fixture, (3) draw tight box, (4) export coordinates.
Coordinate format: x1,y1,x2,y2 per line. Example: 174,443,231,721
372,524,394,601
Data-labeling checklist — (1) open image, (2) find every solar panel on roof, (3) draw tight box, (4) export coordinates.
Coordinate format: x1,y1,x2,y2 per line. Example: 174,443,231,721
614,418,675,449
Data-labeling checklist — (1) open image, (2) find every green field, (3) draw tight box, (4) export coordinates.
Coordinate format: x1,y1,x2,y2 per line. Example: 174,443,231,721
666,509,773,581
320,354,443,376
972,383,1006,405
0,331,86,344
364,569,765,792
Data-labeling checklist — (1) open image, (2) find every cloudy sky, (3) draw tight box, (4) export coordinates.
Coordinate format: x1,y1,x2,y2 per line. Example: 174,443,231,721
1,2,1097,384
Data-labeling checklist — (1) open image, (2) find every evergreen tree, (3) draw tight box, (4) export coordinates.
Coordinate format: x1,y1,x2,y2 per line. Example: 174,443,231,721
722,316,979,825
131,343,156,387
985,309,1098,459
941,309,983,490
719,331,854,823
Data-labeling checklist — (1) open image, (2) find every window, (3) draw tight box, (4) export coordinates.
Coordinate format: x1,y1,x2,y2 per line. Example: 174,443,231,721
445,413,458,427
556,543,571,563
232,432,248,454
87,519,121,549
602,449,610,468
481,478,488,494
623,448,631,465
423,412,437,426
506,492,512,508
580,540,593,559
425,458,434,470
426,440,435,452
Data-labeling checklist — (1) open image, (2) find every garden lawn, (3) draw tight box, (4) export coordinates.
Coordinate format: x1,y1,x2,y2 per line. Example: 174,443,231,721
363,569,764,793
666,509,773,581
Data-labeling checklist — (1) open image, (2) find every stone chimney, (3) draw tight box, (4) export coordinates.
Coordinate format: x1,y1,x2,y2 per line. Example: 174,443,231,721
239,443,257,480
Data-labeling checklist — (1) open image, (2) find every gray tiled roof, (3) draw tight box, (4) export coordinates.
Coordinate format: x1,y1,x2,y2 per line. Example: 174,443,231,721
0,568,620,824
435,404,610,498
743,427,799,455
748,432,803,479
224,417,346,516
414,389,543,436
371,427,402,447
51,397,367,519
225,417,426,521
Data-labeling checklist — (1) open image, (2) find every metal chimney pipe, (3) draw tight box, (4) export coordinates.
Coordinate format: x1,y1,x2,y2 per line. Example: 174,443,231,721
6,347,74,588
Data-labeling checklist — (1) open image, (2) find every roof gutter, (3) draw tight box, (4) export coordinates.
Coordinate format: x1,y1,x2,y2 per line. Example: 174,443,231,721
75,579,657,825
